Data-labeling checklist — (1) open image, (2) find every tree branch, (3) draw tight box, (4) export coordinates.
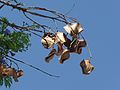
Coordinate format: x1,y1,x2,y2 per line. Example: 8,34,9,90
0,0,74,23
6,55,60,78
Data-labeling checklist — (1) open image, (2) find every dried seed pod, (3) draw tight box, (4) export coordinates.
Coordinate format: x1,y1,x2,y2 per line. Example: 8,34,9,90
75,47,82,54
77,39,87,47
45,49,56,63
41,36,55,49
56,42,64,56
17,70,23,78
55,32,67,44
63,23,83,36
64,38,71,48
59,49,70,64
69,38,78,48
41,32,55,49
80,59,94,75
69,46,82,54
2,68,18,82
67,38,82,54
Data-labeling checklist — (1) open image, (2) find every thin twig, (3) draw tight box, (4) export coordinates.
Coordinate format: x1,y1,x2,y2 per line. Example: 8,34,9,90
6,57,20,70
0,18,43,32
0,0,69,23
80,34,93,60
6,55,60,78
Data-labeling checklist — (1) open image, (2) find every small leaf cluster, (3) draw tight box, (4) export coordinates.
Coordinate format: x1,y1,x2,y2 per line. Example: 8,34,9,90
0,17,31,56
0,75,12,88
0,17,30,88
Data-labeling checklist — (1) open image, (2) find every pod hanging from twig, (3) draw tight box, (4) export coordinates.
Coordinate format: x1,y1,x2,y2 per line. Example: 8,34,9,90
59,49,70,64
41,33,55,49
63,23,83,37
55,32,67,44
80,59,94,75
17,70,24,78
45,49,56,63
56,42,64,56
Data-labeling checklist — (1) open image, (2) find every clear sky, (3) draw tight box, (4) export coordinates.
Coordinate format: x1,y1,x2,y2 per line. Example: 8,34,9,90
1,0,120,90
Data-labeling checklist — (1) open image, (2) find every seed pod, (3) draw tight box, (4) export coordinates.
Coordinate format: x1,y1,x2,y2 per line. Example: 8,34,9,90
56,42,64,56
41,36,55,49
59,49,70,64
41,32,55,49
45,49,56,63
64,38,71,48
17,70,23,78
2,68,18,82
77,39,87,47
80,59,94,75
55,32,67,44
75,47,82,54
63,23,83,36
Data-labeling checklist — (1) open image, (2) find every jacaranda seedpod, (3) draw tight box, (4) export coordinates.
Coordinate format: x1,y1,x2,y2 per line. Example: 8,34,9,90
59,49,70,64
80,59,94,75
63,23,83,36
45,49,56,63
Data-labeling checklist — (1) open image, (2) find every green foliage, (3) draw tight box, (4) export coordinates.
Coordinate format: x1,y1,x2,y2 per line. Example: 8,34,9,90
0,76,3,86
0,17,31,88
0,76,12,88
4,76,12,88
0,17,31,56
0,17,8,33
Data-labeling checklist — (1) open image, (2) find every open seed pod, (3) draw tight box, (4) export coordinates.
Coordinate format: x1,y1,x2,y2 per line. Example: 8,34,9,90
56,42,64,56
63,23,83,36
64,38,72,48
69,46,82,54
69,38,78,48
55,32,67,44
80,59,94,75
45,49,56,63
2,68,18,82
59,49,70,64
75,47,82,54
17,70,23,78
77,39,87,47
41,33,55,49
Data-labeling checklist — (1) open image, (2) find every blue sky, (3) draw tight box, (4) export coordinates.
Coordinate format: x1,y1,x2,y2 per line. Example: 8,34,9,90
1,0,120,90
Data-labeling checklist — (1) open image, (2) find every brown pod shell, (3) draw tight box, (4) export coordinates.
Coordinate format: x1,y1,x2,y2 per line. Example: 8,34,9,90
80,59,94,75
77,39,87,47
63,23,83,36
2,68,18,82
45,49,56,63
59,49,70,64
56,42,64,56
17,70,23,78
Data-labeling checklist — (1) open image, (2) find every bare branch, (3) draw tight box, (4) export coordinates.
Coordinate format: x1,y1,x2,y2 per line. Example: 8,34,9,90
0,0,74,23
0,18,43,32
6,55,60,78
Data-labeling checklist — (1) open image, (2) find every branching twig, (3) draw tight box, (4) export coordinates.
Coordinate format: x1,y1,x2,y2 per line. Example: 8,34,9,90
0,0,72,23
0,18,44,34
6,57,20,70
0,4,4,9
6,55,60,78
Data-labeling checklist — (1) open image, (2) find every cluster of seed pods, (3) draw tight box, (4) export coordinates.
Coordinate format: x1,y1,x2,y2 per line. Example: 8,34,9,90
41,23,94,75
